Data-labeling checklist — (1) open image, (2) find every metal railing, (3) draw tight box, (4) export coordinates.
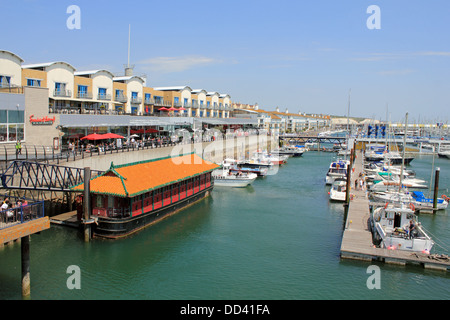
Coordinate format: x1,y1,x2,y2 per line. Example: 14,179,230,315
0,197,45,230
98,93,111,101
77,92,93,99
130,97,142,104
114,94,128,103
53,89,72,97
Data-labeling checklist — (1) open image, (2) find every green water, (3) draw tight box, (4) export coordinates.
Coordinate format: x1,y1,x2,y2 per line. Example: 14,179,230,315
1,152,449,300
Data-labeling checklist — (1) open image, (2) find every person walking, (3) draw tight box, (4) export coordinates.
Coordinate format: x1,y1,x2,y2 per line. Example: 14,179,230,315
15,140,22,155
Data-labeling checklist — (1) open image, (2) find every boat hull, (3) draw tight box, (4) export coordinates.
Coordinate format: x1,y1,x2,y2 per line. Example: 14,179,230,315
91,186,213,239
214,178,256,187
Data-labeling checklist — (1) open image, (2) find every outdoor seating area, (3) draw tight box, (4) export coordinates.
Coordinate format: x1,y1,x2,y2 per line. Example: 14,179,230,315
0,196,45,230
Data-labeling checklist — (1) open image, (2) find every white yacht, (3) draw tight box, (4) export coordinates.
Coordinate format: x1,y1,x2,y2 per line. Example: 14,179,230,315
325,159,350,185
212,162,257,188
329,178,347,202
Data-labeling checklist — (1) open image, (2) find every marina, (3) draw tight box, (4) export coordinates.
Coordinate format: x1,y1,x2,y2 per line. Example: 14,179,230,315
1,144,449,300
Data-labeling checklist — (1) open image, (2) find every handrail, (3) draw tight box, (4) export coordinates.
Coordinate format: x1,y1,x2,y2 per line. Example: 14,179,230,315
0,197,45,230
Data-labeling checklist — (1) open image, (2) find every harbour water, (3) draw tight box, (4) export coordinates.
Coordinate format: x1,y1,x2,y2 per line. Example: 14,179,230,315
0,151,449,300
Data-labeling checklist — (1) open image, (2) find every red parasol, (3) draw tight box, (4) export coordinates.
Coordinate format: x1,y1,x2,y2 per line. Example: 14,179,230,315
159,107,169,111
102,133,125,139
80,133,105,141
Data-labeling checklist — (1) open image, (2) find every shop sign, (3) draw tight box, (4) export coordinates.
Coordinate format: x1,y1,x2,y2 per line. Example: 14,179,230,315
29,115,56,126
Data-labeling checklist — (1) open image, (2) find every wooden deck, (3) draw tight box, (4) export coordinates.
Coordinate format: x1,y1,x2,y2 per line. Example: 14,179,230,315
340,151,450,271
0,217,50,245
49,210,80,228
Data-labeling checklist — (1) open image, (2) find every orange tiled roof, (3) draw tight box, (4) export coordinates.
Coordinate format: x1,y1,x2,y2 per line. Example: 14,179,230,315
71,153,219,198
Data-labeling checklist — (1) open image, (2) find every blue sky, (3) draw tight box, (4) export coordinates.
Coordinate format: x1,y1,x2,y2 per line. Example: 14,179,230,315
2,0,450,122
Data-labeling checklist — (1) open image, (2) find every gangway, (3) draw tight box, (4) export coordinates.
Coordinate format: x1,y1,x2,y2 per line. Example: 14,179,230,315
0,160,103,192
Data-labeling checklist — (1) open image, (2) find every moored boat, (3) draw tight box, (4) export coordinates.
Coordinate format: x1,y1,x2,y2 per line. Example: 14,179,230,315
325,159,349,185
212,165,257,188
70,153,220,239
272,146,304,157
329,178,347,202
369,203,434,253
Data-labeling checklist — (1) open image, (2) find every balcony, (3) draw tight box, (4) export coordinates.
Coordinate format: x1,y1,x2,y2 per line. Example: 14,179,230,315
114,94,128,103
77,91,93,99
153,99,172,107
54,89,72,97
98,93,111,101
130,97,142,104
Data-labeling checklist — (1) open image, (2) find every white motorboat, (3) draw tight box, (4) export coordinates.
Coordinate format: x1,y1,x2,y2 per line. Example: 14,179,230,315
252,151,288,165
370,203,434,253
329,178,347,202
212,165,257,188
368,172,427,191
272,146,304,157
325,159,349,185
438,150,450,159
371,190,449,211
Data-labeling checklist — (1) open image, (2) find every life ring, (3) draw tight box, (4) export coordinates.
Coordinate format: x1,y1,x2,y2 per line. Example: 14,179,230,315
410,203,415,211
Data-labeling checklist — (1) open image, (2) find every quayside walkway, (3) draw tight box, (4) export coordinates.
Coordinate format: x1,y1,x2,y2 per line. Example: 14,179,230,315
340,150,450,271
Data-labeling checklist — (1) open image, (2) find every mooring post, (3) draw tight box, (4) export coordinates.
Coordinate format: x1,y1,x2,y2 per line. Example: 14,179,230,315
433,167,440,212
83,167,91,242
21,235,30,299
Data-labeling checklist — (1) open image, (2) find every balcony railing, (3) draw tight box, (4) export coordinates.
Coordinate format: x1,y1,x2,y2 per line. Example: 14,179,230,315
130,97,142,104
98,93,111,101
77,91,93,99
114,94,128,103
54,89,72,97
153,99,172,107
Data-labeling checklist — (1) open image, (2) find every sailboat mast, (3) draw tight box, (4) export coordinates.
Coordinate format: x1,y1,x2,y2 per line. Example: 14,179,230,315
399,112,408,192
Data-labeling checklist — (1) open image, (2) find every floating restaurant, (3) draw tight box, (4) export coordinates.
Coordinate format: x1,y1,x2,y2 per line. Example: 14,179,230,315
70,153,220,239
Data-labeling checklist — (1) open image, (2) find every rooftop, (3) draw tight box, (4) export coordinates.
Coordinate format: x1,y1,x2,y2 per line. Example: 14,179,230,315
71,153,220,198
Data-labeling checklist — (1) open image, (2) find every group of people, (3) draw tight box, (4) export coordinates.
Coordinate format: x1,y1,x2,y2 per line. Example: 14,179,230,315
1,197,28,223
354,172,366,191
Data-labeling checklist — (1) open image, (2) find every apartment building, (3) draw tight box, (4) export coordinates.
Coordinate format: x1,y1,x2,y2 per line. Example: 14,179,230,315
0,49,238,147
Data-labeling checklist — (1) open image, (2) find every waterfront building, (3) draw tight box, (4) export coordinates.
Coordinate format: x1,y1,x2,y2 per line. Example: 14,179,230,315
0,49,251,148
233,104,331,135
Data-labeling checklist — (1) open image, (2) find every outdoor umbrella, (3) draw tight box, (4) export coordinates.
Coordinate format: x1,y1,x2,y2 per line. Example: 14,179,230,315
102,133,124,139
80,133,105,141
178,107,186,111
167,107,177,111
159,107,169,111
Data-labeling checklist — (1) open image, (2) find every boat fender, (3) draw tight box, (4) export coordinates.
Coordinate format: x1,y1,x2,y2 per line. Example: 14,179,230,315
410,203,415,211
384,202,389,209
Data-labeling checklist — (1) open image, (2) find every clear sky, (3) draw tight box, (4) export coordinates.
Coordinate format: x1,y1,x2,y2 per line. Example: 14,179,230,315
1,0,450,123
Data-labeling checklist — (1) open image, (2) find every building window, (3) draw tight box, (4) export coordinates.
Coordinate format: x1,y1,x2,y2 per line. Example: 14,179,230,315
145,93,151,103
0,75,11,88
98,88,107,99
184,98,188,106
174,97,179,105
0,109,25,142
77,85,88,98
27,79,41,87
